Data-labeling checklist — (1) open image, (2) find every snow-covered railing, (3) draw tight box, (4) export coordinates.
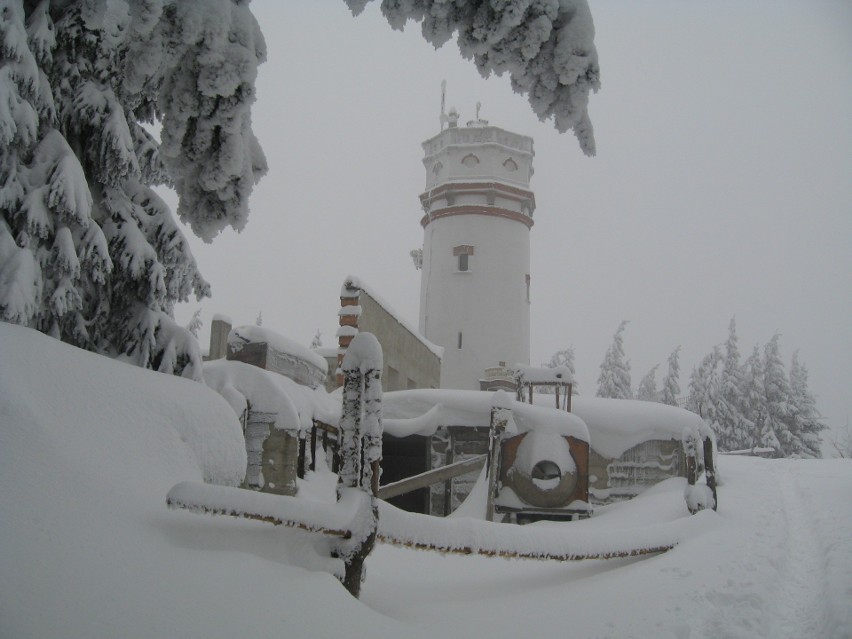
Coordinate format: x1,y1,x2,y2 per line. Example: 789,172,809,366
166,481,361,539
166,482,679,562
721,447,776,458
377,503,681,561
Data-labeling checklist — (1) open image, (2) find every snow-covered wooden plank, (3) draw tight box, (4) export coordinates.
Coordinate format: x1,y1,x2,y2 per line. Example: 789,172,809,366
377,455,487,500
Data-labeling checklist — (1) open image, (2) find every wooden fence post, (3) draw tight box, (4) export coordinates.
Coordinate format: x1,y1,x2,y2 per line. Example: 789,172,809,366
682,427,699,514
703,435,717,511
310,424,317,472
335,333,383,598
485,398,510,522
297,435,306,479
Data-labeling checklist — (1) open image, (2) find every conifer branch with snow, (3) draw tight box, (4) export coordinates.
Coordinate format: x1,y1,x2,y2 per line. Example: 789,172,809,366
347,0,601,156
0,0,267,379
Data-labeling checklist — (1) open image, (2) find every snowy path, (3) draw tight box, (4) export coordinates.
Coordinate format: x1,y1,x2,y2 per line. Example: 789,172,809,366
767,468,829,638
362,457,852,639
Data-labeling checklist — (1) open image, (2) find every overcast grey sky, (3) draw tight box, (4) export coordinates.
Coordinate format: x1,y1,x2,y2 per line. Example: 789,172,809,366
167,1,852,452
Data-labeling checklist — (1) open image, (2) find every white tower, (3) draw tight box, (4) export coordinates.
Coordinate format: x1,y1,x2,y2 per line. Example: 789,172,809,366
417,109,536,390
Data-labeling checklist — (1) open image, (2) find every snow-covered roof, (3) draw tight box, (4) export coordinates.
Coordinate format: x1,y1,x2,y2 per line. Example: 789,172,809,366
228,325,328,374
567,396,706,460
516,364,574,384
203,359,339,431
342,275,444,359
313,346,338,359
382,389,589,442
382,390,702,459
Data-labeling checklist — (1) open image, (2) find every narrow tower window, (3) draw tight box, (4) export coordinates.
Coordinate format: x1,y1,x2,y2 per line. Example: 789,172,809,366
525,274,531,303
457,332,463,349
453,245,474,272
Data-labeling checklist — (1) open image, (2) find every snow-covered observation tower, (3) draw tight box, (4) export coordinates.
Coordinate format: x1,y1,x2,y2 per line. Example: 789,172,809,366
416,104,535,390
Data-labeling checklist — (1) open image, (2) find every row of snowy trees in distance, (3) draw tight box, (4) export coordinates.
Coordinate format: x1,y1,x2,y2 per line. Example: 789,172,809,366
684,319,824,458
545,318,825,458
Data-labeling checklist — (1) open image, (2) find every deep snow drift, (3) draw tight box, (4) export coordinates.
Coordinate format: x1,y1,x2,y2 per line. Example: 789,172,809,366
1,323,850,639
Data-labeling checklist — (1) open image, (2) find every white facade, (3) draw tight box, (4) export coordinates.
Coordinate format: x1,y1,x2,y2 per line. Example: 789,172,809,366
417,119,536,390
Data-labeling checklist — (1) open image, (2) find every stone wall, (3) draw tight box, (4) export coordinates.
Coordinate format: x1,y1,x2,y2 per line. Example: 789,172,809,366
335,280,441,392
242,411,300,496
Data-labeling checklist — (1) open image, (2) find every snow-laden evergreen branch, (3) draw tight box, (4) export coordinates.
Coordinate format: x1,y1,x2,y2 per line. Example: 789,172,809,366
347,0,600,155
0,0,265,378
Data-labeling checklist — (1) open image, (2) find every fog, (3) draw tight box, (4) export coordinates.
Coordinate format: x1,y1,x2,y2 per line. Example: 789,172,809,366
168,1,852,452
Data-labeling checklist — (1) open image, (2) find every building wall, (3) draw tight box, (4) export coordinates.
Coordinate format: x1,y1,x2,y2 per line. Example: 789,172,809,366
420,213,531,390
358,290,440,392
335,280,441,393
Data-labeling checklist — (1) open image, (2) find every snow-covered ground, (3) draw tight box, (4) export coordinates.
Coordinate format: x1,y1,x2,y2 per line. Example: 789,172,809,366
1,323,850,639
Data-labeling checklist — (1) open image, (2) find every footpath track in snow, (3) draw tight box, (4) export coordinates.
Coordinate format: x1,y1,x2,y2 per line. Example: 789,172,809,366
766,467,830,639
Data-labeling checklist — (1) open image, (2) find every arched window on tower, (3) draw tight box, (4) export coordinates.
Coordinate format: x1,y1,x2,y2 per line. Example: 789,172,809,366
461,153,480,168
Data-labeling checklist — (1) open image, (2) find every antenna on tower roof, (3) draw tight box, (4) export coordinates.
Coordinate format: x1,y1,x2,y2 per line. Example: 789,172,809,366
440,80,448,131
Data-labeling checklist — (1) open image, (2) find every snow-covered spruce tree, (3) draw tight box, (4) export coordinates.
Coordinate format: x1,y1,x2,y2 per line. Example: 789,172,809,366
540,346,578,394
185,308,202,338
687,346,721,427
763,334,795,457
661,345,681,406
636,364,660,402
0,1,267,379
788,351,825,458
715,317,749,451
347,0,601,156
740,345,771,452
596,320,631,399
